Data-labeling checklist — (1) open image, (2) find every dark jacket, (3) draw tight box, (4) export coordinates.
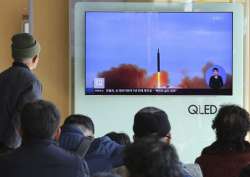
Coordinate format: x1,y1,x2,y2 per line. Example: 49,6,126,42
209,75,223,89
195,141,250,177
0,62,42,148
59,125,124,175
0,139,89,177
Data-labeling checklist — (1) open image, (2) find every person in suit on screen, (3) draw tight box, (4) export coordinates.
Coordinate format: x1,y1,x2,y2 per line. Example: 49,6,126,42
209,67,223,89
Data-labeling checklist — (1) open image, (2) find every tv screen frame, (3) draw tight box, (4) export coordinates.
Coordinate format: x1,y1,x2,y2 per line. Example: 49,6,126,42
71,1,244,163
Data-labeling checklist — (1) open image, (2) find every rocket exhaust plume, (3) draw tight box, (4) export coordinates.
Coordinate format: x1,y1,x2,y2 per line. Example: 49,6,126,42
157,48,161,88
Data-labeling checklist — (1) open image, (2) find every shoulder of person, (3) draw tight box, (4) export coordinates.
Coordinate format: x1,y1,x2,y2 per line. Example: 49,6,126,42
183,163,203,177
12,66,41,85
91,136,124,155
49,145,89,177
199,142,219,155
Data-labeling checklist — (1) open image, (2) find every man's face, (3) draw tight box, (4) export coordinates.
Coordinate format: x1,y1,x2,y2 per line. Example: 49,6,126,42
213,70,218,76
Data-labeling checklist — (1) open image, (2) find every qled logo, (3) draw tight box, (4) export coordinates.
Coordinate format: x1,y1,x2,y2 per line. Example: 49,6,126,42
188,104,218,115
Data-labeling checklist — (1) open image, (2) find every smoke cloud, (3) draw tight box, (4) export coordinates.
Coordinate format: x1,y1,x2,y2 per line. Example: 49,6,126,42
98,64,147,88
98,64,169,88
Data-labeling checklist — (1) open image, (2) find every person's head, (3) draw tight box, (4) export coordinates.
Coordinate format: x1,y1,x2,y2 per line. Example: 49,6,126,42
133,107,171,143
63,114,95,137
21,100,61,141
11,33,40,70
105,132,131,145
124,136,182,177
92,172,121,177
212,67,219,76
212,105,250,143
240,165,250,177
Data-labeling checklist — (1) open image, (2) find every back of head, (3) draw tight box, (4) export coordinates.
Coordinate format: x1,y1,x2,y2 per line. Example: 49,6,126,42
124,136,182,177
21,100,60,140
133,107,171,139
212,105,250,144
11,33,40,61
105,132,131,145
63,114,95,135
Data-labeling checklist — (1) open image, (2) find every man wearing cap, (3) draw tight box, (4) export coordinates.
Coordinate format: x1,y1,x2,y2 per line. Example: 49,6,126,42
133,107,203,177
133,107,172,144
0,33,42,152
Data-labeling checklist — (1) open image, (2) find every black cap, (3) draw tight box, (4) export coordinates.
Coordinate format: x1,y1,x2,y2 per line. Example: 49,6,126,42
133,107,171,138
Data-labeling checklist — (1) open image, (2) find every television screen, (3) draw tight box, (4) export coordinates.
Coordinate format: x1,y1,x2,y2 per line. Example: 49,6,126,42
85,12,233,95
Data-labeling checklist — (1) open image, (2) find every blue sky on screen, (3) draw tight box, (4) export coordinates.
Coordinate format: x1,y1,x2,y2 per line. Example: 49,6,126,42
85,12,232,88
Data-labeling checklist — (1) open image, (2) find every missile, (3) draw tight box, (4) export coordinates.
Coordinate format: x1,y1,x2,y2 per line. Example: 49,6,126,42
157,48,160,72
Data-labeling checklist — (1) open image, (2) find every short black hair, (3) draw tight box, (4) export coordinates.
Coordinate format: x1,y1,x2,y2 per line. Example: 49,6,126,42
105,132,131,145
213,67,219,71
63,114,95,134
124,136,183,177
21,100,60,139
212,105,250,144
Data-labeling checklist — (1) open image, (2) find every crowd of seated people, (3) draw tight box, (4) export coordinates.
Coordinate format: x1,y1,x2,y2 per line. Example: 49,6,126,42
1,99,250,177
1,33,250,177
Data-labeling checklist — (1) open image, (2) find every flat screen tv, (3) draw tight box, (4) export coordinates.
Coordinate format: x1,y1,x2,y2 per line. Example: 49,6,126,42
85,12,233,95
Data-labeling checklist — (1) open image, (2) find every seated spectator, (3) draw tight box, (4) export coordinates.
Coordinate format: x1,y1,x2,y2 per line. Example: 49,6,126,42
104,132,130,177
133,107,202,177
105,132,131,145
106,117,138,177
59,114,124,175
195,105,250,177
124,136,183,177
0,100,89,177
